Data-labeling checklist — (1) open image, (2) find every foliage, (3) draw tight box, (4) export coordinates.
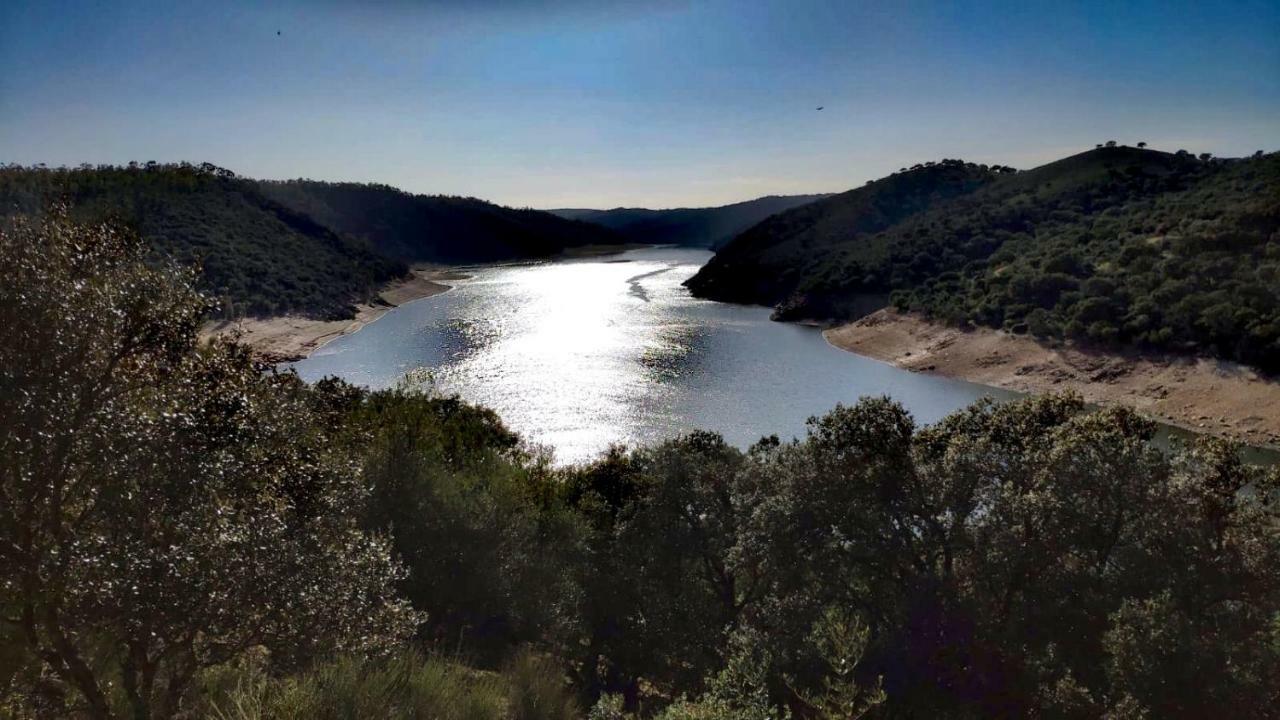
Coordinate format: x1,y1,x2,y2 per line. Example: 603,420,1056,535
688,147,1280,372
561,432,751,699
325,389,1274,712
0,163,405,319
201,649,576,720
685,158,999,306
787,609,885,720
342,387,581,666
558,394,1279,717
257,180,624,263
504,649,581,720
587,629,789,720
3,212,1277,718
650,629,788,720
0,212,416,719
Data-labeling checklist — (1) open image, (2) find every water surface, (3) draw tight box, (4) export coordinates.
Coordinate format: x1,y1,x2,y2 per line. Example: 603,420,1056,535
291,247,1016,464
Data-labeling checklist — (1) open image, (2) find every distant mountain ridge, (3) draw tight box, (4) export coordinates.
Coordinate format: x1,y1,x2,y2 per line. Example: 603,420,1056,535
687,146,1280,372
550,193,830,248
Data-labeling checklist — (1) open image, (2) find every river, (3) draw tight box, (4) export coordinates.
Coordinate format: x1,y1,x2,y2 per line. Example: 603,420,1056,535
289,247,1023,464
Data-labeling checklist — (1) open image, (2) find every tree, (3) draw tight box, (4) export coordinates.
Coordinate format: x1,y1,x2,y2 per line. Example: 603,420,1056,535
1137,141,1147,148
567,432,754,703
788,609,886,720
353,387,578,667
0,211,416,719
725,395,1280,716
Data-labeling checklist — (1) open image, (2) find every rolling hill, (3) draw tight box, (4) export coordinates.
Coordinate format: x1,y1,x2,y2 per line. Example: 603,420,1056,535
0,163,405,319
687,147,1280,371
551,193,830,248
685,160,1002,306
258,180,623,264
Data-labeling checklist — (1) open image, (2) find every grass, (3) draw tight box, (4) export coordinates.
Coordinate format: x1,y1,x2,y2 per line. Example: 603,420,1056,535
201,648,578,720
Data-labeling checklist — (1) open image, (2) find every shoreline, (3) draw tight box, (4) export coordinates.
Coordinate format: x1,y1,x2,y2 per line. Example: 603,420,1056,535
201,266,467,363
824,309,1280,449
201,243,657,363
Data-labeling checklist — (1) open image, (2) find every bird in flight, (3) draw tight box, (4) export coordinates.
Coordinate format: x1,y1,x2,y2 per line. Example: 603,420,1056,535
277,30,282,36
816,106,824,111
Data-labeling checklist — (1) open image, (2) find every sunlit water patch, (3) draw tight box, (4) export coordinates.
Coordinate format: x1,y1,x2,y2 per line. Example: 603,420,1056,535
289,247,1017,464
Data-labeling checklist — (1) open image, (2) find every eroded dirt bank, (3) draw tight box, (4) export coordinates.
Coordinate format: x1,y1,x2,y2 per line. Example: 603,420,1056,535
825,309,1280,448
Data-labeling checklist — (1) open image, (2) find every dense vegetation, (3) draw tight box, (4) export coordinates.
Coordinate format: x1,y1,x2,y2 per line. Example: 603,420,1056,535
0,164,405,318
257,180,623,264
0,165,630,321
4,213,1278,718
684,160,1004,306
551,194,830,249
687,147,1280,372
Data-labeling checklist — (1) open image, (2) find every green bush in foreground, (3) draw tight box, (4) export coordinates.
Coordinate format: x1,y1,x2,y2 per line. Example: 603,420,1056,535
0,211,415,719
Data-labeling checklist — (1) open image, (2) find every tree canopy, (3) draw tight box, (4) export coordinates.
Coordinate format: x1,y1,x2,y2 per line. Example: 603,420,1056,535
0,211,415,719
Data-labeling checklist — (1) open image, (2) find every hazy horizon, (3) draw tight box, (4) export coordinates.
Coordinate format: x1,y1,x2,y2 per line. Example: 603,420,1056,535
3,0,1277,209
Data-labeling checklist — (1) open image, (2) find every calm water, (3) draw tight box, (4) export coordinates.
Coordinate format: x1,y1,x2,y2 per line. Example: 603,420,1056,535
290,247,1019,464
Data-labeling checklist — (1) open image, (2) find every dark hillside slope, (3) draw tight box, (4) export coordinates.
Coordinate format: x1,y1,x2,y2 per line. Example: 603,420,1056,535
0,164,404,318
767,147,1202,319
551,193,830,248
690,147,1280,371
257,180,623,263
891,149,1280,369
685,159,1001,307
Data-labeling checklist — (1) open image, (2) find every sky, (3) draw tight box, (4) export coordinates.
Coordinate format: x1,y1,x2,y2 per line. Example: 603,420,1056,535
1,1,1277,209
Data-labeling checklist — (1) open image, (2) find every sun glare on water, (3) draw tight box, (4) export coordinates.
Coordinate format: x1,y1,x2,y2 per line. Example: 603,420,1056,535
432,258,689,462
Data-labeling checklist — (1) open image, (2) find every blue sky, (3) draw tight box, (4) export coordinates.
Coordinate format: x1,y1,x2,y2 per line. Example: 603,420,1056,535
2,0,1277,208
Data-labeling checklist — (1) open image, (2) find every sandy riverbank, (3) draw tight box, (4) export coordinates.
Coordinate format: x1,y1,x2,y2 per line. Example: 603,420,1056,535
201,267,467,362
824,309,1280,448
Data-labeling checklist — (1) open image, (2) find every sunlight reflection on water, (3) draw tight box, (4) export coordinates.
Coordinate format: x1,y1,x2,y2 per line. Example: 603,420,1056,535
290,247,1016,465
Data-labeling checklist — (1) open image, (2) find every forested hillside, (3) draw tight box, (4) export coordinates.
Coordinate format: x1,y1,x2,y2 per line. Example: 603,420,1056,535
685,159,1004,305
0,165,631,320
258,179,623,263
4,212,1277,718
0,163,405,318
687,147,1280,372
551,193,830,248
